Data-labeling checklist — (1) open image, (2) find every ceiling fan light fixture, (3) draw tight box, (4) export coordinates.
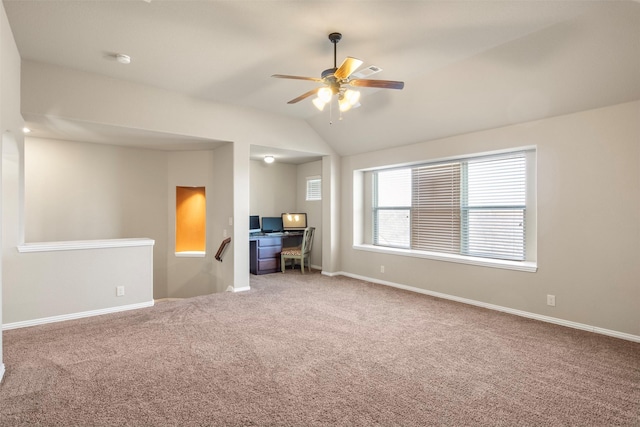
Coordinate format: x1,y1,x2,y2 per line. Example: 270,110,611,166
312,97,326,111
338,96,351,112
345,89,360,106
338,89,361,112
318,87,333,103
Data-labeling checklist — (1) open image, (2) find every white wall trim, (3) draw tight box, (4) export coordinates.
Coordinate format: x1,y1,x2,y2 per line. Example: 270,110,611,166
0,363,5,383
154,298,185,303
2,300,155,331
228,286,251,293
334,271,640,343
17,238,155,253
321,270,341,277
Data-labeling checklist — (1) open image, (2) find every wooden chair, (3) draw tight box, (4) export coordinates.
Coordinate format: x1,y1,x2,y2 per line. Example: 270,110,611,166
281,227,315,274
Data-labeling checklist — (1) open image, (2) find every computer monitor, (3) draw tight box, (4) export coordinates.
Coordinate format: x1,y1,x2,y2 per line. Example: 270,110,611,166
261,216,283,233
281,213,307,231
249,215,261,233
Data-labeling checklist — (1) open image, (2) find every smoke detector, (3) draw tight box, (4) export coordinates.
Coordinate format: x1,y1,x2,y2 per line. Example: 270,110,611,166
116,54,131,64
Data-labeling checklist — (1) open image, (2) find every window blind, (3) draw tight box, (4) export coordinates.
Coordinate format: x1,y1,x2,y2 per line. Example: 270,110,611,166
411,162,461,254
462,153,526,260
371,150,530,262
306,177,322,201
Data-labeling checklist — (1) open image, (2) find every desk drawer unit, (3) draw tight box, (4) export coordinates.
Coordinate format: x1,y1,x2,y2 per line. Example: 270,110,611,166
250,237,282,275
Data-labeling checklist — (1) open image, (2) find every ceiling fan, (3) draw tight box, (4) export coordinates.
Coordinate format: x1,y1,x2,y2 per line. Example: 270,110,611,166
272,32,404,113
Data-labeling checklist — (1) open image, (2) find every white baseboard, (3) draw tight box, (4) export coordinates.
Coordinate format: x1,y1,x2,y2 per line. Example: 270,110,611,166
154,298,184,303
0,363,5,383
228,286,250,293
2,300,155,331
321,270,341,277
335,271,640,343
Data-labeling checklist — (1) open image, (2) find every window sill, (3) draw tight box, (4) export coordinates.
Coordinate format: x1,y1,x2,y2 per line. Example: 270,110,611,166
175,251,206,258
353,244,537,273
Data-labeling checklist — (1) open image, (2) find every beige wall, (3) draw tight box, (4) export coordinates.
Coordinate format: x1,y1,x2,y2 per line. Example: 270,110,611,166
340,101,640,337
167,148,235,298
19,61,338,294
322,154,341,274
24,137,170,297
250,159,297,217
1,0,24,378
3,242,154,325
212,143,235,293
296,160,322,268
21,140,239,300
25,138,168,240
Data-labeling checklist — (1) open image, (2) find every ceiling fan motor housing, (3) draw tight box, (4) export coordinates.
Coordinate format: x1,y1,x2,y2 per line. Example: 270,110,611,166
321,68,338,79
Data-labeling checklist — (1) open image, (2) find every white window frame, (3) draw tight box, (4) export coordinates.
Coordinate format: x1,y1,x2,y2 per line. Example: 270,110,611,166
354,148,537,273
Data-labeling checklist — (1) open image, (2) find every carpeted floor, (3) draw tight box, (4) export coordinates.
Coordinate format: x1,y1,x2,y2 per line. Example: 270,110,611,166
1,271,639,426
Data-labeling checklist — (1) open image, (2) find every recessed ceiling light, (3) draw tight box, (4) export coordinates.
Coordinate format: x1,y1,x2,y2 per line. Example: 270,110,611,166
116,54,131,64
22,127,31,134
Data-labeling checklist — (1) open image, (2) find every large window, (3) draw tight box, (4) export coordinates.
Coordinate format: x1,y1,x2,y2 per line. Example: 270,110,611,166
372,150,533,263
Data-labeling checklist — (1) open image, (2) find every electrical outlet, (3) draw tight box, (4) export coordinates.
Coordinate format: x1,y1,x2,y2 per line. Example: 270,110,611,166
547,294,555,306
380,265,385,273
116,286,125,297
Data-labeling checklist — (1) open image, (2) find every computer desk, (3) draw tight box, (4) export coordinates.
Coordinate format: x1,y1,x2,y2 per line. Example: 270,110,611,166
249,231,304,275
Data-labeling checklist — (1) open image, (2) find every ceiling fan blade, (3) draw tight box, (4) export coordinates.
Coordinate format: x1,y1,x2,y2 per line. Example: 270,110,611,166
272,74,323,82
349,79,405,90
287,88,321,104
334,57,363,80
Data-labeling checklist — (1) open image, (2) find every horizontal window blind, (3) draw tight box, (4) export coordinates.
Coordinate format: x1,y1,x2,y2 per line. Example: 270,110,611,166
306,177,322,201
411,163,461,253
462,153,526,260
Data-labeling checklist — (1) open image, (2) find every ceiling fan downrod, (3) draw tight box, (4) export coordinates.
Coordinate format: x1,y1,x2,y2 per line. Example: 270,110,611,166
328,32,342,69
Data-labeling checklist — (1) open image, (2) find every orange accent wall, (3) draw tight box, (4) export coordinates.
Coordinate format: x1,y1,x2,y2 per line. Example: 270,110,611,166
176,187,206,252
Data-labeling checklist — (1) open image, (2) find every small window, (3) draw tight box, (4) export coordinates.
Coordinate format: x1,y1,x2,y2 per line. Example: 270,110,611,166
306,176,322,201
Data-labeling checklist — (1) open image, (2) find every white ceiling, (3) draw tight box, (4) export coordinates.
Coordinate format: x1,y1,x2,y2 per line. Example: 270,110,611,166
4,0,640,161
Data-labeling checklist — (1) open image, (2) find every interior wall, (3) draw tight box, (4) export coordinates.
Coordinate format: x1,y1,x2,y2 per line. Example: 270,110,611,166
322,154,341,274
19,61,338,292
3,242,154,325
340,101,640,337
296,160,322,268
23,137,169,298
1,0,24,379
20,139,237,302
249,159,297,217
166,150,222,298
212,143,234,291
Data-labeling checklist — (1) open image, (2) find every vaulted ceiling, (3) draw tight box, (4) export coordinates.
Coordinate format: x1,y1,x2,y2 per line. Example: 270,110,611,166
4,0,640,158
